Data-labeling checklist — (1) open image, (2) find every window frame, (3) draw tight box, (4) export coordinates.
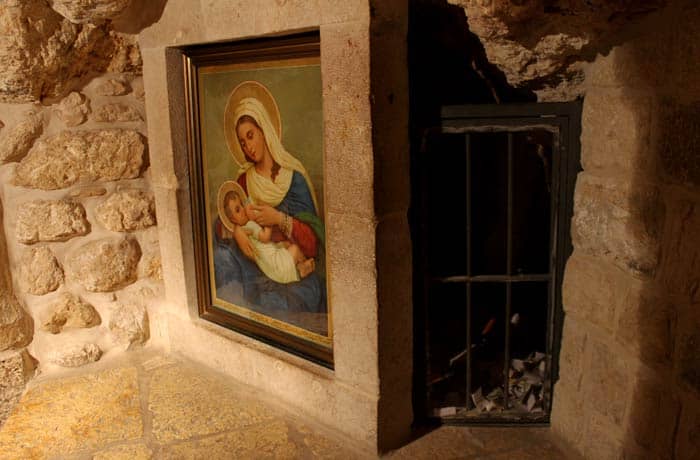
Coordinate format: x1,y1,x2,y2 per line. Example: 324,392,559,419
413,102,582,424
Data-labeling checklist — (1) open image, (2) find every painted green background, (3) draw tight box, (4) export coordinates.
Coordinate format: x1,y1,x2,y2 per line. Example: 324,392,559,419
200,64,324,220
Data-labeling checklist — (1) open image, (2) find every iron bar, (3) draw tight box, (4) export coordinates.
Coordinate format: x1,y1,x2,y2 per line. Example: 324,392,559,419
432,274,551,284
465,133,473,409
503,132,514,410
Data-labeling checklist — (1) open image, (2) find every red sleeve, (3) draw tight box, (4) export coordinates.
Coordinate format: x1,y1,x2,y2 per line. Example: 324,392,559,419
291,219,318,258
237,174,247,193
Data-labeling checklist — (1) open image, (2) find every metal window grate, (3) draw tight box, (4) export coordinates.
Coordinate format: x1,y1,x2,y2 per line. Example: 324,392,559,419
416,103,581,424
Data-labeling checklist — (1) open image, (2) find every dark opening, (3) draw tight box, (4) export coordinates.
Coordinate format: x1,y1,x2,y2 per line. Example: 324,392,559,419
409,0,581,425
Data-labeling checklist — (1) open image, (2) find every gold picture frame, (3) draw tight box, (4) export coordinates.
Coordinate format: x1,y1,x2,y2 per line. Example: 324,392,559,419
182,32,332,366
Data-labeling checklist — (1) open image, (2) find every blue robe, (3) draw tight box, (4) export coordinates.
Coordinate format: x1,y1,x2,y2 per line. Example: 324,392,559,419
213,171,326,316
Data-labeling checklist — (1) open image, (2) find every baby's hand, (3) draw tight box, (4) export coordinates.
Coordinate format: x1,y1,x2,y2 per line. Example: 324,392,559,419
244,204,256,221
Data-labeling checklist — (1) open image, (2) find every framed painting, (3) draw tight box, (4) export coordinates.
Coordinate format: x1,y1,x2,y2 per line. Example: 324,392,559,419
182,32,332,366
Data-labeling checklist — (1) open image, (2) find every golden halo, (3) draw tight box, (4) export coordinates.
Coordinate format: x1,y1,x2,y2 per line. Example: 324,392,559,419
224,81,282,168
217,180,247,232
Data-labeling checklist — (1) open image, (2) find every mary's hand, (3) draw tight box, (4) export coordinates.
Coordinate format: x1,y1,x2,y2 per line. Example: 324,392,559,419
250,204,283,227
233,226,256,260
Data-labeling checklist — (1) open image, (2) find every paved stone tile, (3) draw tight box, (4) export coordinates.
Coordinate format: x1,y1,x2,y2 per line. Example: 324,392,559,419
294,423,366,459
148,364,278,443
93,442,153,459
0,367,142,459
159,419,298,459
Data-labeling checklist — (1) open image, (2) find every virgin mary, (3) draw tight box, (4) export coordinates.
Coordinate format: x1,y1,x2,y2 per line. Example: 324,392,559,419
212,81,326,320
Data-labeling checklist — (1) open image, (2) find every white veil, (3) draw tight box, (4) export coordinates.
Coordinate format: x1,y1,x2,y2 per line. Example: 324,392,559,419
232,97,319,213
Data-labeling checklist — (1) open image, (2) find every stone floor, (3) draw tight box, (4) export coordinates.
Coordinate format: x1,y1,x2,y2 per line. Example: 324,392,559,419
0,352,580,459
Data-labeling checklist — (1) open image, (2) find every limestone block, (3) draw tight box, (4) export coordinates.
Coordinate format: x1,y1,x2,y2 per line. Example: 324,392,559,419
562,252,629,332
93,103,142,123
41,293,101,334
675,400,700,460
66,237,141,292
581,90,653,175
95,78,130,96
657,198,700,301
585,341,631,426
19,246,63,295
109,303,149,348
199,0,256,42
137,0,204,49
550,384,584,450
572,173,661,276
582,412,624,460
0,296,33,351
55,92,90,127
320,0,369,24
15,199,90,244
321,21,374,219
49,0,133,23
674,5,700,102
49,343,102,367
0,349,37,426
14,129,144,190
677,315,700,395
657,102,700,187
326,212,379,391
253,0,321,35
138,252,162,281
96,189,156,232
615,290,675,366
626,378,679,455
557,315,588,390
0,111,44,164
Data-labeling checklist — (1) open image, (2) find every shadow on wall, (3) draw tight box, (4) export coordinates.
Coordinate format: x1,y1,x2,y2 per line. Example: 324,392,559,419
111,0,169,35
622,2,700,457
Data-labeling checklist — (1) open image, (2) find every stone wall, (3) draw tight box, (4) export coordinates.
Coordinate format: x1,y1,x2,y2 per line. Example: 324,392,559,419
551,1,700,458
0,0,165,425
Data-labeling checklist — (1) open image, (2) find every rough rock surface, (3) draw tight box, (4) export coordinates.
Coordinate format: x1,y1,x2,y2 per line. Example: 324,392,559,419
0,296,33,352
56,92,90,127
0,0,141,102
94,103,142,122
15,200,90,244
67,237,141,292
42,293,101,334
138,253,162,281
19,246,63,295
96,190,155,232
106,33,142,74
0,349,36,426
49,343,102,367
95,78,130,96
572,174,661,275
0,198,33,351
132,79,145,101
448,0,666,100
14,130,144,190
49,0,133,24
109,303,149,348
0,112,43,164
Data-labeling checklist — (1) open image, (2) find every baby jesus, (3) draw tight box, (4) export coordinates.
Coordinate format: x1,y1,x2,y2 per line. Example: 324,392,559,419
220,183,315,284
